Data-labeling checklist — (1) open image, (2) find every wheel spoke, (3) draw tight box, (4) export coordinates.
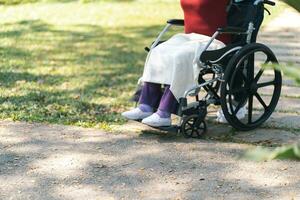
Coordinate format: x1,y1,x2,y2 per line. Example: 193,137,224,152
187,122,193,126
186,129,193,136
254,69,264,82
233,95,247,115
248,95,253,124
257,80,275,88
247,70,253,82
185,127,193,132
255,92,268,109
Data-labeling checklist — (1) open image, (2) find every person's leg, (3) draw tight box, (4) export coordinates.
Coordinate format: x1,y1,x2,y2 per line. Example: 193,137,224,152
139,82,163,111
157,85,179,117
122,82,162,120
142,85,179,127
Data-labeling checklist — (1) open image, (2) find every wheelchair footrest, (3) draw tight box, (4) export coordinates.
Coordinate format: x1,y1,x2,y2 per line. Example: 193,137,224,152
156,125,180,133
131,119,180,133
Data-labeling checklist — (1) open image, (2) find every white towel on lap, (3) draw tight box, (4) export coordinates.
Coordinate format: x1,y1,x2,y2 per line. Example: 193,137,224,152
142,33,225,101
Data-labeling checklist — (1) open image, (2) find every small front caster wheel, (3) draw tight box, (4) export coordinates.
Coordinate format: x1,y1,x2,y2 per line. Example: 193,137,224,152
181,114,207,138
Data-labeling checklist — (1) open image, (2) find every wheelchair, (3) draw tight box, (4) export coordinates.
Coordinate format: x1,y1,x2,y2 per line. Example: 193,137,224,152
133,0,282,138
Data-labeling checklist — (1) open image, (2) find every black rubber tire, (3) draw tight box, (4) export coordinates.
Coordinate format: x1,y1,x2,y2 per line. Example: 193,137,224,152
220,43,282,131
181,114,207,138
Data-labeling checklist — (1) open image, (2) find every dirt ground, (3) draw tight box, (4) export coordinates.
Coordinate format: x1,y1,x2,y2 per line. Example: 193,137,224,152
0,120,299,200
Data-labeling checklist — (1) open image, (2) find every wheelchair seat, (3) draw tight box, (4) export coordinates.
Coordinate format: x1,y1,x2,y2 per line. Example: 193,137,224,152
200,43,242,65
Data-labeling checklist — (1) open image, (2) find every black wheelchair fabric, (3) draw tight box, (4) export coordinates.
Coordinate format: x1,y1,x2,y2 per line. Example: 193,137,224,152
227,0,264,44
226,0,265,102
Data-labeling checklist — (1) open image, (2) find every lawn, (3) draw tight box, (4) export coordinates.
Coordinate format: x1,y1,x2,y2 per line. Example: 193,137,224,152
0,1,287,130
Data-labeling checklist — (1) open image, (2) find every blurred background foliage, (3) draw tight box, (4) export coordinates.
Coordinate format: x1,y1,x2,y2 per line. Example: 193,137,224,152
244,144,300,161
0,0,134,5
1,0,151,5
283,0,300,12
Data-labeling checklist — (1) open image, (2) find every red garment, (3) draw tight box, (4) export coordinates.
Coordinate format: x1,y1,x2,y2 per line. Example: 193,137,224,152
180,0,230,44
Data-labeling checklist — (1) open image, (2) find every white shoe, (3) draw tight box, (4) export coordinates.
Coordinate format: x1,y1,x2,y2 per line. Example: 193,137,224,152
142,113,171,127
122,108,153,120
216,106,247,124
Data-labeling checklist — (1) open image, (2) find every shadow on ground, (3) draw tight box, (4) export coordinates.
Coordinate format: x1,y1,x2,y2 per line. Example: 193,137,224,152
0,121,299,199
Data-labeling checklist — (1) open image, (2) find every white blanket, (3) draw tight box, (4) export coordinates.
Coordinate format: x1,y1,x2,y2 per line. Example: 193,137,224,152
142,33,225,100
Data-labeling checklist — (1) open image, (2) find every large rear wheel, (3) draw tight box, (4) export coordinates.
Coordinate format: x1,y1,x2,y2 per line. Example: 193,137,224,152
220,43,282,131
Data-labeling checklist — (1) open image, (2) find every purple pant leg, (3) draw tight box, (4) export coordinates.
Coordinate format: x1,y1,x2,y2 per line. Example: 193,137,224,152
158,86,179,114
139,82,162,108
139,82,179,114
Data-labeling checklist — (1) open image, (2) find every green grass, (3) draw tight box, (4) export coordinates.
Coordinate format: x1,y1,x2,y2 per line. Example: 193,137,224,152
0,1,287,130
0,0,134,5
0,1,182,130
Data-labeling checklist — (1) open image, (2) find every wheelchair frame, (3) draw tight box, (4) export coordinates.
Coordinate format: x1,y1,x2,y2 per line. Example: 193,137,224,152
138,0,282,138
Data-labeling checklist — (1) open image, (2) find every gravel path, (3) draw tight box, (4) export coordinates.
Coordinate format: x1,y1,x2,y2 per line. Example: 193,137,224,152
0,121,299,200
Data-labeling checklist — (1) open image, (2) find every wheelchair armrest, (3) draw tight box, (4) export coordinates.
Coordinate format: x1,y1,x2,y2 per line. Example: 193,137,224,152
217,26,248,34
145,40,166,52
167,19,184,26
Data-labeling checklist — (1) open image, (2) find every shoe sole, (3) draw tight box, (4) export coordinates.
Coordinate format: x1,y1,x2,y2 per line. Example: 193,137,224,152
142,122,171,128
